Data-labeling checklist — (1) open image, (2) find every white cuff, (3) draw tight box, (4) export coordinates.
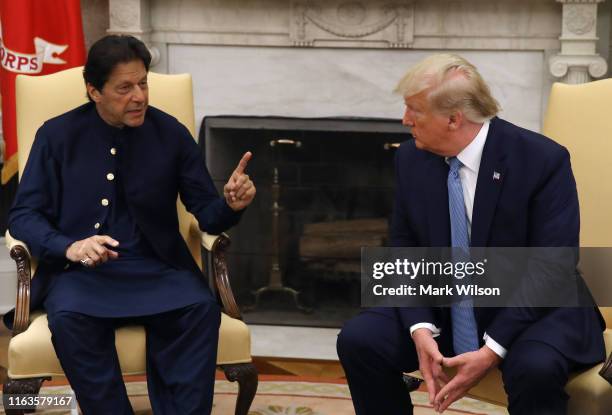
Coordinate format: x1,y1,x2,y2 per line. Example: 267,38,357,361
483,332,507,359
409,323,441,338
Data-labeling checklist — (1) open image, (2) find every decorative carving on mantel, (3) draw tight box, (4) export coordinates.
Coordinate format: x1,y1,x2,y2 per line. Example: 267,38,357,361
109,0,151,34
551,0,607,83
292,2,310,46
109,2,140,31
565,5,596,35
290,1,414,48
549,54,608,84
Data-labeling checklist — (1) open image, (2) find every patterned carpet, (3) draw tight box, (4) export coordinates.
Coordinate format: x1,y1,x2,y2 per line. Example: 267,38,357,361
0,379,508,414
215,379,508,415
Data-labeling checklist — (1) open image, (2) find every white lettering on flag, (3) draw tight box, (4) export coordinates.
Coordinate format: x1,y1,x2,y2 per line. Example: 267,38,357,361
0,31,68,74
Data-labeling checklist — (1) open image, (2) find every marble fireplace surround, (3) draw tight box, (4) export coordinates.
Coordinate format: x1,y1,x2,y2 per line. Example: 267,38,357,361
107,0,610,135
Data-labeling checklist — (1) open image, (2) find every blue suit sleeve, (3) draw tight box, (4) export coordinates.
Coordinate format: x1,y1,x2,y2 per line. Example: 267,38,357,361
485,147,580,349
8,128,74,260
176,125,242,234
391,148,437,330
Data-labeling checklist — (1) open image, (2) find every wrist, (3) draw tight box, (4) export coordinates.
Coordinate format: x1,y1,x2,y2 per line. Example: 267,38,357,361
65,241,79,261
412,328,434,344
65,243,74,259
480,345,502,368
223,197,241,212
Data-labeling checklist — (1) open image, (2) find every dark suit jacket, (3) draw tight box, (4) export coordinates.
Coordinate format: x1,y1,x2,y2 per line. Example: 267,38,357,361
5,103,241,327
384,116,605,365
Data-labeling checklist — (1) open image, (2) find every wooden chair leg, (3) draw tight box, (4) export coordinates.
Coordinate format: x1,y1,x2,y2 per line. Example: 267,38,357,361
2,377,49,415
221,363,258,415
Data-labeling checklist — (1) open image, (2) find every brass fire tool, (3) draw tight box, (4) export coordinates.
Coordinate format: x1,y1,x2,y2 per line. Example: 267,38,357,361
247,139,312,313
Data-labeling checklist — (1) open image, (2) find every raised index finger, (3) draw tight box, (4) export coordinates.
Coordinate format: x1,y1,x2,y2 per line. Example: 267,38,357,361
233,151,252,175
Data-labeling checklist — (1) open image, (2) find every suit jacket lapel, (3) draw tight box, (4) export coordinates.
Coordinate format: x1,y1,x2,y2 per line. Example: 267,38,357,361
471,118,506,247
425,155,451,246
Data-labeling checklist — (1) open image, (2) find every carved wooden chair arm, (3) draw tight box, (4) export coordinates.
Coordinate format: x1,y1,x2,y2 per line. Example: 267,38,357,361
190,222,242,320
5,230,33,336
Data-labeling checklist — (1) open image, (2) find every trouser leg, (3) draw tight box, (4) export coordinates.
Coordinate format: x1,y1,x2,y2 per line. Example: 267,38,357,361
47,311,133,415
143,301,221,415
502,340,572,415
337,310,421,415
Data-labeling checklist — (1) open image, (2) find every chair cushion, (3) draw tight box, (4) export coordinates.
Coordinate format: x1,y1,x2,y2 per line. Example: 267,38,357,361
7,311,252,379
409,328,612,414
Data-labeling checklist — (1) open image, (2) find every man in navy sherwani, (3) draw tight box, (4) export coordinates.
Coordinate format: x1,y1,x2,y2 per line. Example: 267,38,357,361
337,54,605,414
6,35,256,414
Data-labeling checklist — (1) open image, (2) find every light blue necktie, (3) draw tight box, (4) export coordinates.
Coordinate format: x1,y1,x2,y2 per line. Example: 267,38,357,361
448,157,479,354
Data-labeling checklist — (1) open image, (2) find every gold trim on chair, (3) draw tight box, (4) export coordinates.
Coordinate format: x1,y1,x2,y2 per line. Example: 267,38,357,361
1,153,18,185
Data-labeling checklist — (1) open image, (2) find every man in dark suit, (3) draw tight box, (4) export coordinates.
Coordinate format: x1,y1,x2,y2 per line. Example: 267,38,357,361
337,54,605,414
6,35,255,414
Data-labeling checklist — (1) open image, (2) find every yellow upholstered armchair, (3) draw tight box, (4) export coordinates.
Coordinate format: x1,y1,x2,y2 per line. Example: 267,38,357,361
406,80,612,414
2,67,258,414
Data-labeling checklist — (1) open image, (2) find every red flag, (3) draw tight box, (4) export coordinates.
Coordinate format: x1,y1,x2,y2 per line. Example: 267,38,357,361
0,0,85,184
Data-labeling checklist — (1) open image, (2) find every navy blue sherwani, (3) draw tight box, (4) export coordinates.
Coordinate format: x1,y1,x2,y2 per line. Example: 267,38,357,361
337,117,606,415
6,102,242,414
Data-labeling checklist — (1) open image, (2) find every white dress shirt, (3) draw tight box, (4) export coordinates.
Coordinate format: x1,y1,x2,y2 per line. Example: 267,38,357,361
408,120,507,358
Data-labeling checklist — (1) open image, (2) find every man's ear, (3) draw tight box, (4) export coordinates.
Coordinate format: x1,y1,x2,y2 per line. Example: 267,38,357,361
86,83,101,103
448,111,463,131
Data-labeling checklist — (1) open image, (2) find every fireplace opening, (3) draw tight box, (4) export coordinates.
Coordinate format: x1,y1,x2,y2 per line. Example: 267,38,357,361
201,116,409,328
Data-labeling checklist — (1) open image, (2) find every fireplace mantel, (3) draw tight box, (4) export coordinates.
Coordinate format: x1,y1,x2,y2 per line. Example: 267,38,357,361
106,0,610,132
146,0,564,51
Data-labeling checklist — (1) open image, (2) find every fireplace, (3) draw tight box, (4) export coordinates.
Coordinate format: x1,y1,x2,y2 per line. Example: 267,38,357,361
201,116,408,327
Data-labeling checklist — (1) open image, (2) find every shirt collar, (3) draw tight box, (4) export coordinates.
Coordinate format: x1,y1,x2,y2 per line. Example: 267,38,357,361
455,120,490,173
89,102,123,137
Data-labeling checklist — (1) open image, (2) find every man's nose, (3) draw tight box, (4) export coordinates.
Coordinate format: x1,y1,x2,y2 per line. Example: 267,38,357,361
402,109,414,127
131,85,145,103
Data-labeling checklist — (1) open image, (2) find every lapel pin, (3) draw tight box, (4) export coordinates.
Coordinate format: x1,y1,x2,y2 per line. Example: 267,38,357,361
493,171,501,180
